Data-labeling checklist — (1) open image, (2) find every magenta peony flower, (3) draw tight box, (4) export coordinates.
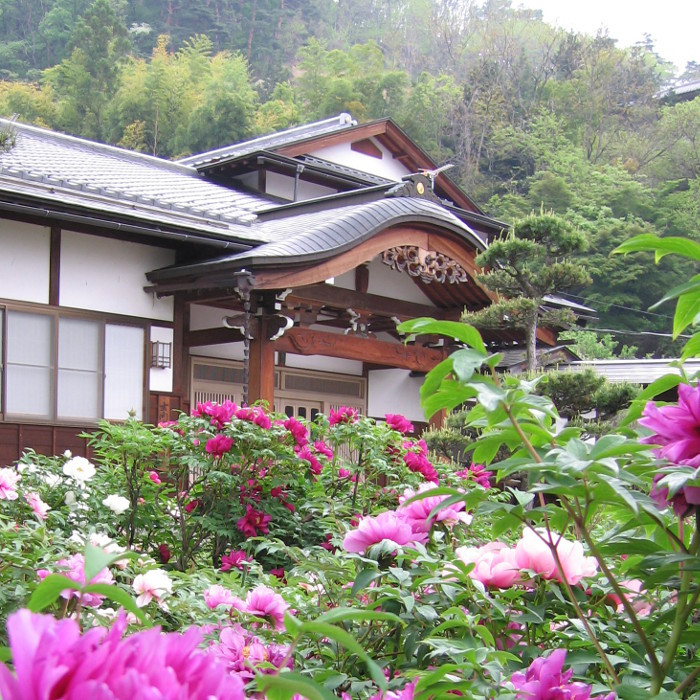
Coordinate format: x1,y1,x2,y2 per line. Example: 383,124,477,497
220,549,251,572
329,406,359,425
342,511,424,554
205,434,234,458
385,413,415,435
455,542,520,588
298,445,323,474
0,609,244,700
455,462,493,489
284,417,309,447
509,648,615,700
0,468,20,500
402,440,438,482
640,384,700,467
148,470,162,484
236,504,272,538
514,528,598,586
314,440,334,460
235,406,272,430
243,586,289,630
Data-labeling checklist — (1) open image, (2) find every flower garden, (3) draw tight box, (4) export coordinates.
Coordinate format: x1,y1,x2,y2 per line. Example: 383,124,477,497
1,235,700,699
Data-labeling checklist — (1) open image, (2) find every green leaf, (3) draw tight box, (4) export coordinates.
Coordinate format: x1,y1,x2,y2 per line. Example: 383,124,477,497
300,621,387,689
649,274,700,309
613,233,700,262
257,671,339,700
398,318,487,353
673,291,700,338
351,568,382,597
0,645,11,663
315,607,403,626
27,574,81,612
451,348,487,382
420,357,454,402
81,583,148,624
681,331,700,361
83,544,136,584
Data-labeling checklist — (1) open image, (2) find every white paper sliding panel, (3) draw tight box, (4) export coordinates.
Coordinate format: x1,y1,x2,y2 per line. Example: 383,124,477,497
57,318,101,421
6,311,53,418
104,324,144,420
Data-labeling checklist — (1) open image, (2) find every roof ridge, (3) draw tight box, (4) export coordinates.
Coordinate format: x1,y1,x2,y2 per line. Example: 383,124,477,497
0,118,196,176
177,113,357,166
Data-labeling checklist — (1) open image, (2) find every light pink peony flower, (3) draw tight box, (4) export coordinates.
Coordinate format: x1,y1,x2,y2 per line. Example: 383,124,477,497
607,579,652,618
514,528,598,586
509,648,615,700
24,492,49,519
0,609,244,700
133,569,172,607
455,542,520,588
342,511,424,554
0,468,20,500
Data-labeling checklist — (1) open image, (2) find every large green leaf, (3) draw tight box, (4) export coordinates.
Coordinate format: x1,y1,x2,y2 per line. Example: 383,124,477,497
649,274,700,309
27,574,81,612
673,291,700,338
81,583,148,624
258,671,339,700
398,318,487,354
681,331,700,361
613,234,700,262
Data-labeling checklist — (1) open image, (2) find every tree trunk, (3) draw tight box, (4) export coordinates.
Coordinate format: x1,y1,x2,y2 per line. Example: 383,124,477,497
525,313,538,373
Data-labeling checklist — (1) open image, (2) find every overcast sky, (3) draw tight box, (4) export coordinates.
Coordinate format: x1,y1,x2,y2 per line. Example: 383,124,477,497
514,0,698,74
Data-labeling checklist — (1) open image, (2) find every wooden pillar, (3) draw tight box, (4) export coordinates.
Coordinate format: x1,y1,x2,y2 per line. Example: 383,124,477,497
429,409,446,430
248,316,275,407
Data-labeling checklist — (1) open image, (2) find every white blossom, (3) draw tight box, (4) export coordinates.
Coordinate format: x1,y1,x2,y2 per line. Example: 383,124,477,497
133,569,172,607
62,456,96,484
102,494,130,515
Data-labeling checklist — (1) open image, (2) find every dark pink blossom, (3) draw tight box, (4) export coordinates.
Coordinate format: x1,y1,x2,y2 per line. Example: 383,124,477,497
456,462,493,489
385,413,414,435
509,649,615,699
314,440,334,460
284,417,309,447
185,498,203,513
298,445,323,474
220,550,251,572
236,504,272,538
206,434,234,458
0,609,244,700
158,543,172,564
235,406,272,430
194,400,238,429
148,470,162,484
402,439,438,482
329,406,359,425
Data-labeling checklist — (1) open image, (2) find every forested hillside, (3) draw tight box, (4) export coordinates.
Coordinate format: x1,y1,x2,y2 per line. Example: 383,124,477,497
1,0,699,356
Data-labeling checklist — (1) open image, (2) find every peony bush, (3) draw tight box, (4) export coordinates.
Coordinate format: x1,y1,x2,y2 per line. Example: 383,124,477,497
0,233,699,699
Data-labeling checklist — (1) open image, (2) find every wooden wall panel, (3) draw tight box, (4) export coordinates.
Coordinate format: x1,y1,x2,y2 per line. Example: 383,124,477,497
0,423,91,465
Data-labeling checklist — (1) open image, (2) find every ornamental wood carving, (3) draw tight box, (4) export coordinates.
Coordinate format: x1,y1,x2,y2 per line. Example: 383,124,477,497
382,246,469,284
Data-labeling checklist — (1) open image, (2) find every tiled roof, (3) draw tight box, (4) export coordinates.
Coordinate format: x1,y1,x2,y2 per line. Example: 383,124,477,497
177,113,357,168
0,120,274,243
147,197,482,281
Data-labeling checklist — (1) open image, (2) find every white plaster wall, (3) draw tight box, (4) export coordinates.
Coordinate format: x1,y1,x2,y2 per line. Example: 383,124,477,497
310,141,410,181
283,354,363,375
190,303,228,330
367,368,425,422
60,232,174,321
149,326,173,393
0,220,50,303
265,171,336,201
190,343,245,361
366,257,436,306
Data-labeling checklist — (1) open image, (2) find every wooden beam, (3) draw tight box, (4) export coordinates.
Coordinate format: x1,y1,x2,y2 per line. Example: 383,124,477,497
49,227,61,306
287,283,455,321
184,327,245,347
275,327,445,372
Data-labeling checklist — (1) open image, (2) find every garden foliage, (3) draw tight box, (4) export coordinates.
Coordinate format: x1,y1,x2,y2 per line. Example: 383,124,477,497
1,234,700,698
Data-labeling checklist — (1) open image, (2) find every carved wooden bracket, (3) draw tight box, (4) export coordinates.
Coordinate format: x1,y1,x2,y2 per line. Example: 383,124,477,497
382,246,469,284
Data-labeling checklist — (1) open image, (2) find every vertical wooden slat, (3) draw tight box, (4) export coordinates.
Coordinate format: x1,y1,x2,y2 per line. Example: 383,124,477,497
49,227,61,306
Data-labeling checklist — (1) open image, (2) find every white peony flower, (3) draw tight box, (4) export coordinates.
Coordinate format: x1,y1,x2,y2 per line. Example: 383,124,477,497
42,472,62,488
62,456,96,483
102,494,130,515
133,569,173,607
63,450,72,459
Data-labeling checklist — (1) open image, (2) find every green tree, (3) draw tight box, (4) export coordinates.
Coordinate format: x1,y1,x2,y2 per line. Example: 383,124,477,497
464,212,591,371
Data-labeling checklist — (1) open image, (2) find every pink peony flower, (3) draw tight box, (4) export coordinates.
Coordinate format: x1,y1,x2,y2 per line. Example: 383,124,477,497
514,528,598,586
284,417,309,446
607,579,652,618
455,542,520,588
342,511,424,554
194,400,238,429
203,584,238,610
298,445,323,474
385,413,414,435
456,462,493,489
236,504,272,538
398,483,471,532
0,468,20,501
206,434,234,458
329,406,359,425
509,648,615,700
369,678,418,700
0,609,244,700
235,406,272,430
220,549,251,571
314,440,334,460
243,586,289,630
24,492,50,519
149,470,162,484
41,553,114,608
